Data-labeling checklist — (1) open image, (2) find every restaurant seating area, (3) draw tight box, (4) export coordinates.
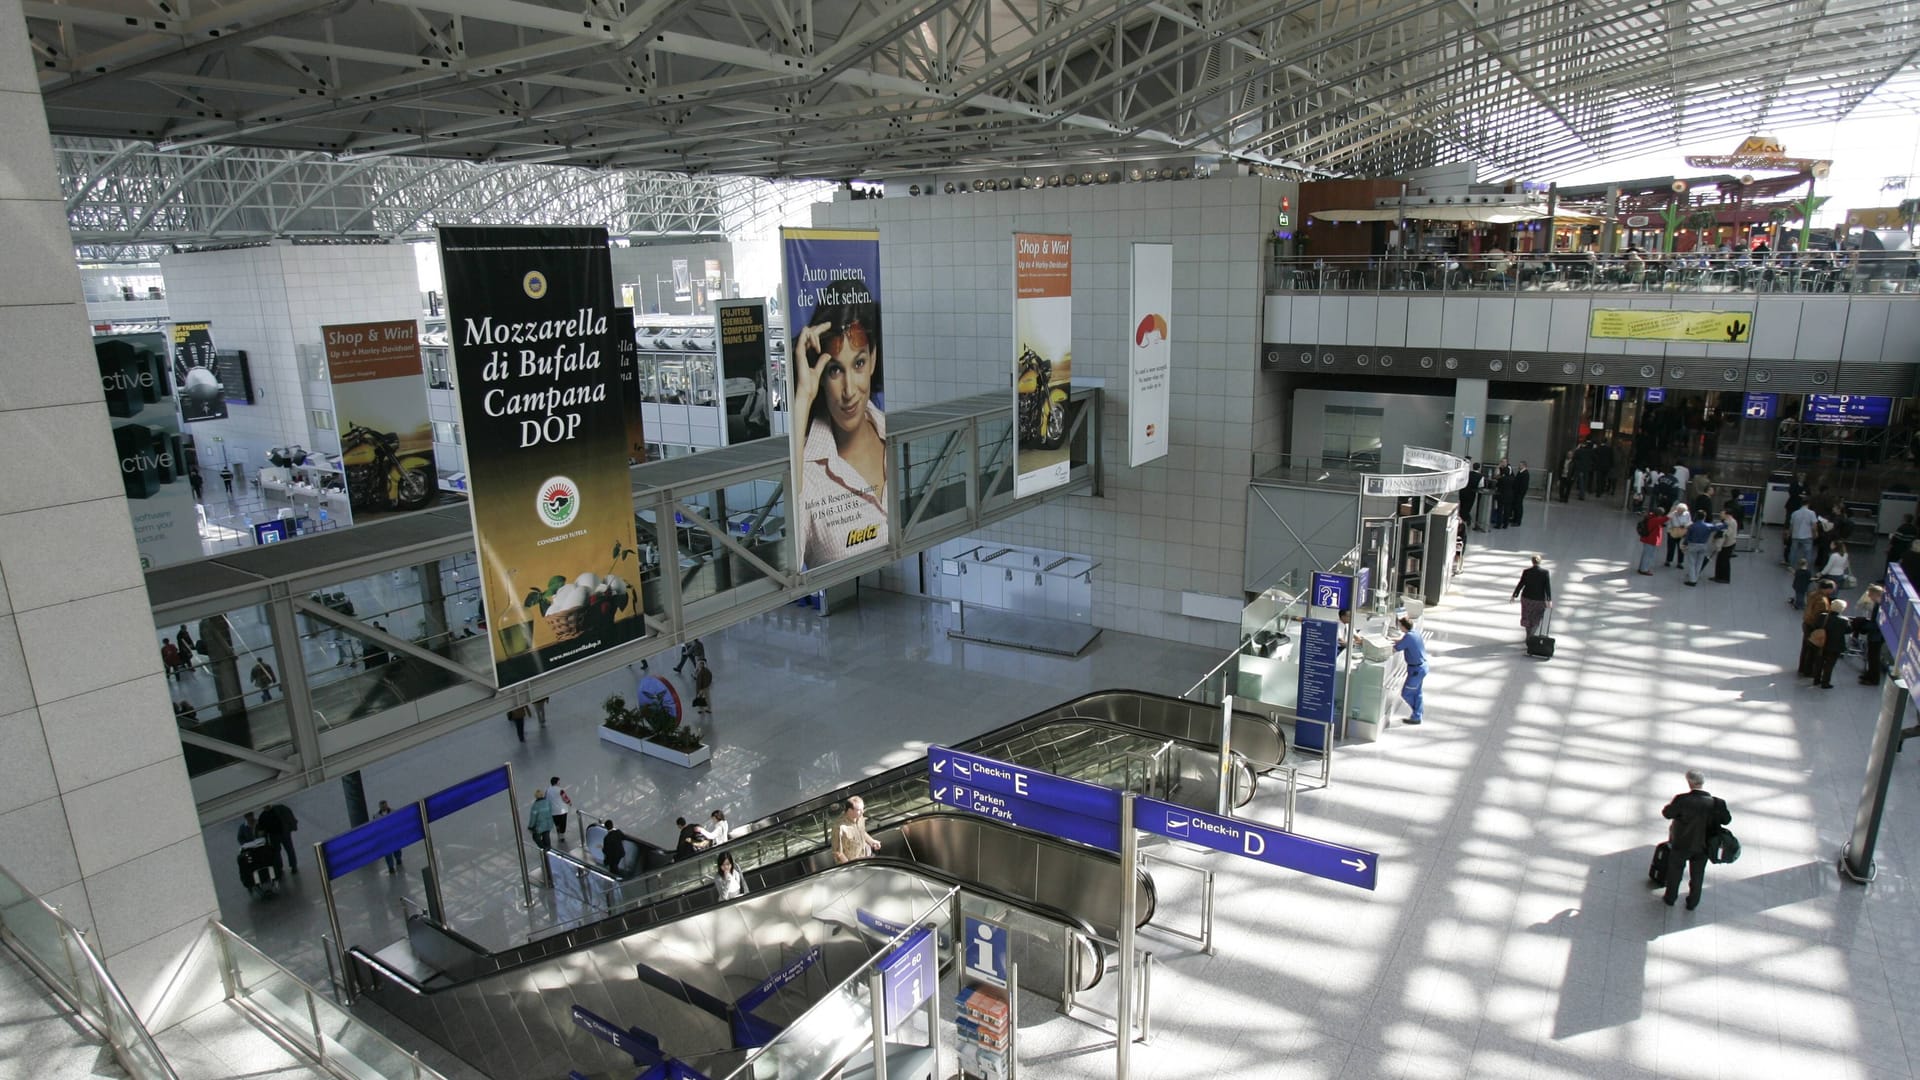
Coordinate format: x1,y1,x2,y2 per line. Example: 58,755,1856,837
1272,251,1919,293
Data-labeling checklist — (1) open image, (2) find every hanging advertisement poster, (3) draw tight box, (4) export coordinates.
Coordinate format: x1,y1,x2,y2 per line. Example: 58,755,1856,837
613,307,647,465
322,319,438,522
438,226,643,687
97,333,202,569
169,321,229,423
1013,233,1073,496
672,258,693,303
717,298,772,445
781,228,886,571
1129,242,1173,467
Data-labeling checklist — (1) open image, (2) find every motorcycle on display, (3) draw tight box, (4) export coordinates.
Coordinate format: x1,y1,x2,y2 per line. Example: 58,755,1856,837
341,424,435,512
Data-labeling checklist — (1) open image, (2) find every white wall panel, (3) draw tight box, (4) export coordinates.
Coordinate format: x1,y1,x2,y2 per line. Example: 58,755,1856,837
1749,299,1802,360
1883,300,1920,364
1375,296,1410,348
1796,298,1848,361
1318,296,1349,346
1439,295,1477,349
1407,297,1444,347
1510,298,1550,351
1548,297,1592,353
1291,295,1320,344
1840,300,1890,362
1345,295,1379,348
1262,293,1291,343
1474,296,1515,351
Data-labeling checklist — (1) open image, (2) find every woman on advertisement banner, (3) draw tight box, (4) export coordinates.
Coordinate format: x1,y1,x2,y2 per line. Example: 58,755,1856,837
793,299,887,567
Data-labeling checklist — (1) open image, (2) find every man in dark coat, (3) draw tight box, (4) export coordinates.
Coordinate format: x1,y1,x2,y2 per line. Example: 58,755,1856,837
1570,442,1594,500
1461,461,1484,532
1661,769,1732,910
1507,462,1531,526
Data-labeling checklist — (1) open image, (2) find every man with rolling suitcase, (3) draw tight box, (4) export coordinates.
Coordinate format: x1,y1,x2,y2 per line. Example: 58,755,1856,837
1660,769,1732,910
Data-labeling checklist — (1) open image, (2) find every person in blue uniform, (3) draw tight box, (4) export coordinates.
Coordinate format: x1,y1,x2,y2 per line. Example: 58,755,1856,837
1358,616,1427,725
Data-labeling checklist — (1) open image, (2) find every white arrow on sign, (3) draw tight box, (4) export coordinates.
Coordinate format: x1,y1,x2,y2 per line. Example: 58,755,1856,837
1342,858,1368,873
932,759,945,774
934,787,947,800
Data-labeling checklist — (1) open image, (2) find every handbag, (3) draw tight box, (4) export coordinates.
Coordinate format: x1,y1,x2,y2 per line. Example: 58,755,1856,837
1709,829,1741,865
1843,573,1858,589
1809,627,1828,648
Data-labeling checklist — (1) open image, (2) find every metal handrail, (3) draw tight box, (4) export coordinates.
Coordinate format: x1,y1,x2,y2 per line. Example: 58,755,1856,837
0,863,179,1080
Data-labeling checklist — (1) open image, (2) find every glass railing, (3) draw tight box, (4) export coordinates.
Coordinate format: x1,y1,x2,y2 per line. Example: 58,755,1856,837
0,856,445,1080
0,862,178,1080
1267,252,1920,294
214,924,441,1080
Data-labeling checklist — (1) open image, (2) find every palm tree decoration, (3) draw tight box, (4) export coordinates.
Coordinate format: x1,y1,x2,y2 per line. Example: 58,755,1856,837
1686,209,1718,250
1659,202,1686,253
1766,205,1795,250
1792,193,1828,251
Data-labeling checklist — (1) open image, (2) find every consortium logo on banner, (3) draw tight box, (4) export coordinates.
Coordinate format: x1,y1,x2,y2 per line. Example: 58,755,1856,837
612,307,647,465
1589,309,1751,343
438,225,643,687
322,320,438,523
1129,242,1173,467
169,321,228,423
97,334,201,569
781,228,887,571
717,298,773,446
1013,233,1072,497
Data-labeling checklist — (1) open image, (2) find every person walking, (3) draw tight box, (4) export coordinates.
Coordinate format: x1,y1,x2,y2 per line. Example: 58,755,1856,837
699,809,730,846
600,820,630,876
188,469,204,503
1709,510,1739,584
507,704,530,743
1489,462,1508,528
832,796,883,863
175,626,196,667
1511,555,1552,641
526,790,554,851
258,803,299,873
1682,513,1724,586
1636,507,1669,575
1660,769,1732,910
220,466,234,497
674,637,706,674
533,697,550,728
1791,559,1813,610
377,800,403,875
250,658,278,702
1798,579,1838,677
1857,585,1888,686
547,777,572,841
1811,598,1850,689
692,659,713,720
1818,541,1852,587
1507,462,1531,525
1460,461,1483,532
1570,441,1593,500
161,639,182,680
1664,503,1691,568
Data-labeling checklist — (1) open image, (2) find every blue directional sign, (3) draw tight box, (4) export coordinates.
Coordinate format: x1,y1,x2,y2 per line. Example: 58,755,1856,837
929,746,1121,822
1310,572,1353,611
1461,415,1476,437
1295,617,1338,741
1133,798,1378,891
1645,387,1666,403
1356,567,1371,608
930,778,1120,852
1604,385,1625,402
962,917,1008,985
877,926,935,1033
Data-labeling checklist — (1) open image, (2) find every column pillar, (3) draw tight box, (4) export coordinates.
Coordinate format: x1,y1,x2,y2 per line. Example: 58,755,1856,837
1451,378,1488,462
0,0,218,1019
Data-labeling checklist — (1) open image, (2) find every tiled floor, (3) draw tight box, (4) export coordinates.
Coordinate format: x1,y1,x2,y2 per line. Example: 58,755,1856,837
202,498,1920,1079
0,945,127,1080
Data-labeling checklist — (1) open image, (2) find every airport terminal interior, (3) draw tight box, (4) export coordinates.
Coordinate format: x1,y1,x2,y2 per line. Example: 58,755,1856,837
5,0,1920,1078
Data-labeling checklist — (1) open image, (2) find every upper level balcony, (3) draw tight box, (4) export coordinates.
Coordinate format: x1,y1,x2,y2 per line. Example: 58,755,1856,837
1267,251,1919,296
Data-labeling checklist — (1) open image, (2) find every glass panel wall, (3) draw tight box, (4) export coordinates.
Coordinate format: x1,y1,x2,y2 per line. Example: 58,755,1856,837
158,606,286,776
298,553,488,731
895,425,971,542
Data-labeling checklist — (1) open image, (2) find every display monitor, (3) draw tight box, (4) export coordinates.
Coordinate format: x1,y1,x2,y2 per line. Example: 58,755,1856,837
1604,385,1626,402
1742,392,1778,420
1645,387,1666,403
1804,394,1891,427
253,519,291,545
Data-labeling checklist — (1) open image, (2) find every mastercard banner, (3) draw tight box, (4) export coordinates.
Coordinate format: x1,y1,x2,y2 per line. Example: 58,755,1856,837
1129,242,1173,466
1013,232,1073,497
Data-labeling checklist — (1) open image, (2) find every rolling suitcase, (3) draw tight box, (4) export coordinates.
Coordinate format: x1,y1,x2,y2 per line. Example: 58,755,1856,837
1648,841,1671,888
1526,609,1556,659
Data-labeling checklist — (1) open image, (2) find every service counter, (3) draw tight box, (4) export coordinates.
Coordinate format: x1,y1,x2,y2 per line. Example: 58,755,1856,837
1229,609,1410,744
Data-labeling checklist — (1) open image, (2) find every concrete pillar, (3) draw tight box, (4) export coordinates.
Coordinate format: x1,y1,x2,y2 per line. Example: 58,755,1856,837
0,0,217,1019
1451,378,1488,462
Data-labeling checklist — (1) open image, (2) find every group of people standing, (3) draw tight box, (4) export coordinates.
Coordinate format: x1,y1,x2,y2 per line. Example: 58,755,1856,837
1634,493,1741,586
1559,437,1617,501
1461,459,1531,531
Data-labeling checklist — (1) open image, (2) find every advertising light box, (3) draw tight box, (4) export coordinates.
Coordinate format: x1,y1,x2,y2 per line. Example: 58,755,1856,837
1742,392,1778,420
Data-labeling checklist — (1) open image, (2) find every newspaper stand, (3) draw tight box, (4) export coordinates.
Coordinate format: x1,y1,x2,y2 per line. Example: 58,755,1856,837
953,911,1016,1079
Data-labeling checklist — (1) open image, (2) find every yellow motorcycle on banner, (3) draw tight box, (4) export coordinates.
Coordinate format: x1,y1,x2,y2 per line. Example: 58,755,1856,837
342,424,436,512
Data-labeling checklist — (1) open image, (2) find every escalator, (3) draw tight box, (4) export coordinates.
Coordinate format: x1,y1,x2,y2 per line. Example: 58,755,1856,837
349,690,1279,1079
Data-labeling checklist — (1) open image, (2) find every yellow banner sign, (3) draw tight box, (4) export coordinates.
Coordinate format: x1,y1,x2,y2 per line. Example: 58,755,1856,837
1589,309,1752,343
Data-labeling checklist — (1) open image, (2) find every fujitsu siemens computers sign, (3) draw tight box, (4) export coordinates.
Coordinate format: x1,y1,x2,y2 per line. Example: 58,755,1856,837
438,226,643,687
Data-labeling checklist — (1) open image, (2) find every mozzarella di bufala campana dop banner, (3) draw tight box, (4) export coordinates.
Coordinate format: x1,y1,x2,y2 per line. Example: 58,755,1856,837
438,226,644,687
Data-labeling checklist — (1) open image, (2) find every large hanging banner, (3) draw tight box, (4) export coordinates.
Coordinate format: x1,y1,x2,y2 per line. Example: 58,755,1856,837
97,333,202,569
1129,242,1173,467
781,228,887,571
1013,233,1073,496
718,298,772,445
323,320,438,522
438,226,644,687
613,306,647,465
1588,309,1752,343
169,321,229,423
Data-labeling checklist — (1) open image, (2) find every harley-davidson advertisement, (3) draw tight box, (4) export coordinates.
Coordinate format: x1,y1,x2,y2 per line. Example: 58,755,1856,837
322,319,438,524
1013,232,1072,497
439,225,644,687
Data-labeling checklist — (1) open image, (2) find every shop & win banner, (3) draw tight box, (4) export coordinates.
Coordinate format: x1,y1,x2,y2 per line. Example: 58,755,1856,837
438,226,643,687
322,320,438,523
1014,232,1073,496
1129,242,1173,466
780,228,887,571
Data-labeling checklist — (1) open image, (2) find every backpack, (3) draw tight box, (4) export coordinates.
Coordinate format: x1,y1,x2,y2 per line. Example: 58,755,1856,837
1637,516,1653,540
1708,829,1741,865
271,804,299,832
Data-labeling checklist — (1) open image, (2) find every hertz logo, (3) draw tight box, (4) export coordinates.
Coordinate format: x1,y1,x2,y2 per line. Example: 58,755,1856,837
846,524,879,546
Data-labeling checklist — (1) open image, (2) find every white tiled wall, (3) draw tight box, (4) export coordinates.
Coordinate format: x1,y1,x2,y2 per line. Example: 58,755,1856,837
0,0,217,1020
818,177,1283,648
158,243,422,479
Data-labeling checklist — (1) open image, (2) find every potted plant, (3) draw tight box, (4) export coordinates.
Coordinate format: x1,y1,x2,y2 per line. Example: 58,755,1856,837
598,691,711,767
